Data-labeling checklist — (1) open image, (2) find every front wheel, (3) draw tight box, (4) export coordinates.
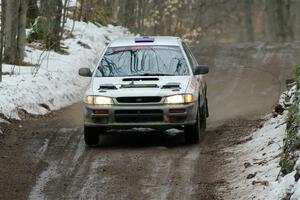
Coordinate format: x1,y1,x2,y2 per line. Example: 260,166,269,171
200,100,207,131
184,108,200,144
84,126,101,146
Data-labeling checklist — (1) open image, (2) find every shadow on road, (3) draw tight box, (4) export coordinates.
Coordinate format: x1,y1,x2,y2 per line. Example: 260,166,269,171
95,129,187,148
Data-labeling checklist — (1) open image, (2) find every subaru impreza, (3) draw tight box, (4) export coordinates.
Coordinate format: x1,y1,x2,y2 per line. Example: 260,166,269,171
79,37,209,145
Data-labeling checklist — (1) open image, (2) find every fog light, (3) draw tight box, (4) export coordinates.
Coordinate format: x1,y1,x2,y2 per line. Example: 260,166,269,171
85,96,94,104
169,109,186,113
93,110,109,114
184,94,193,103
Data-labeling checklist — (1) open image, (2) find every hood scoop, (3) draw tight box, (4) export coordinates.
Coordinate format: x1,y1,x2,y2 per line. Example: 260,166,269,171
98,84,117,90
161,82,181,89
122,77,159,81
121,83,158,88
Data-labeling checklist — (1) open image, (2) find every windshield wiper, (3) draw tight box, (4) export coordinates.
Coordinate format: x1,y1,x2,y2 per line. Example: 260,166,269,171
135,73,174,76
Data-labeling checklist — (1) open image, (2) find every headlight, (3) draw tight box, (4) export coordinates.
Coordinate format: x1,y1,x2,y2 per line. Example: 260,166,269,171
165,94,194,104
84,96,113,105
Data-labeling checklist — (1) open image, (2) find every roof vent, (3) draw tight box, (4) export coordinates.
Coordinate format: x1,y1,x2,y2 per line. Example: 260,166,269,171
135,37,155,43
123,77,159,81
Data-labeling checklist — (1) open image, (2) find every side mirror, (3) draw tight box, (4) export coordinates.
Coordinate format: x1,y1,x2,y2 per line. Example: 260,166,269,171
194,65,209,75
79,68,92,77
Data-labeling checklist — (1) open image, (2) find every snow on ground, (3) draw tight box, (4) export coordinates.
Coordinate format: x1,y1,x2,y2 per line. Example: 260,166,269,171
223,113,287,199
66,0,78,8
0,20,130,123
222,83,300,199
266,170,296,199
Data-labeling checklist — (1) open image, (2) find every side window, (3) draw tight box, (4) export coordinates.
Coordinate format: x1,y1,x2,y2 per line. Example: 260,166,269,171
188,47,199,67
182,43,198,70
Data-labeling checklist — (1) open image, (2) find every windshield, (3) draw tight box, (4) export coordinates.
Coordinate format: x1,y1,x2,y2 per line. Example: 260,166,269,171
95,45,190,77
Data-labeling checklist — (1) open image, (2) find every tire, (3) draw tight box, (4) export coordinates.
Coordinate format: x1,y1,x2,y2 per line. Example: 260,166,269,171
200,100,207,131
184,108,200,144
205,98,209,118
84,126,100,146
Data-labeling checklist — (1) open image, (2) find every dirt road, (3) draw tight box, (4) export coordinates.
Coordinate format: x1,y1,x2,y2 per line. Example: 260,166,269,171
0,43,299,200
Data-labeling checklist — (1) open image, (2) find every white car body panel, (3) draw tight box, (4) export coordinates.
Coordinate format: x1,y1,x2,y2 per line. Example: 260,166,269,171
88,76,194,98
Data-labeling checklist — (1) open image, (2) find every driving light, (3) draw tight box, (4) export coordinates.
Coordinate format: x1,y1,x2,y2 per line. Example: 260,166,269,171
165,94,193,104
84,96,113,105
85,96,94,104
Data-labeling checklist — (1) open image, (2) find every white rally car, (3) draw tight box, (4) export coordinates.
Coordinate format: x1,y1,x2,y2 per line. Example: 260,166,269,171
79,37,209,145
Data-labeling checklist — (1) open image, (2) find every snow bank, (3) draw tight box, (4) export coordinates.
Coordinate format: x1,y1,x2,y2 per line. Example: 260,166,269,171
224,84,300,200
267,171,296,199
265,81,300,199
224,112,287,199
0,20,130,121
291,179,300,200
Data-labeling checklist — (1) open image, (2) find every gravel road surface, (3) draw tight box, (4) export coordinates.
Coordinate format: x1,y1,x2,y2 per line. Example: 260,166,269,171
0,43,298,200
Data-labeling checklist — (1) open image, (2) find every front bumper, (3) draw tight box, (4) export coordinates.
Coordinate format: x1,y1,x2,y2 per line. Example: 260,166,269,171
83,102,198,129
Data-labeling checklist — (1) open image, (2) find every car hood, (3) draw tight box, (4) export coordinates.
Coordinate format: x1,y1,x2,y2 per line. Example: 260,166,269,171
91,76,191,97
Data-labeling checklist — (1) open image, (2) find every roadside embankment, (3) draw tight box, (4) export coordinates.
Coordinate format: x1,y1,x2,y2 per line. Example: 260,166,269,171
0,20,130,133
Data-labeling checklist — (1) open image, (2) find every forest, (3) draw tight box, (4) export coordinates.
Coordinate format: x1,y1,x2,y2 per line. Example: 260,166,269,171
93,0,300,43
0,0,299,82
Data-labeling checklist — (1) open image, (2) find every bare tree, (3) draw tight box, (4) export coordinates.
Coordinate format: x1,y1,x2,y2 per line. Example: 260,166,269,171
40,0,63,51
60,0,70,40
37,0,299,43
152,0,164,35
112,0,120,25
78,0,84,21
3,0,28,65
70,0,78,35
124,0,135,31
264,0,294,42
0,0,5,82
243,0,255,42
27,0,39,27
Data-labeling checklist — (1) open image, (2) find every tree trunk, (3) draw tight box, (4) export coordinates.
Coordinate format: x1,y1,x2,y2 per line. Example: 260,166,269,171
243,0,255,42
264,0,293,42
291,0,300,40
124,0,135,31
112,0,120,25
60,0,69,40
82,0,94,23
78,0,84,21
0,0,6,82
136,0,142,33
4,0,28,65
17,0,28,62
118,0,126,26
141,0,146,33
283,0,294,41
53,0,62,51
27,0,39,27
40,0,62,51
71,0,78,34
4,0,18,64
153,0,164,35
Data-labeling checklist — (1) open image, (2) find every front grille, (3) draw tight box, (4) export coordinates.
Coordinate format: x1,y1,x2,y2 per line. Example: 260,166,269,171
115,110,163,123
116,96,162,103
